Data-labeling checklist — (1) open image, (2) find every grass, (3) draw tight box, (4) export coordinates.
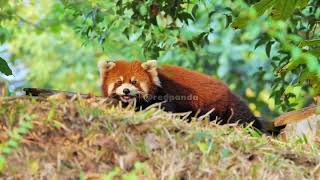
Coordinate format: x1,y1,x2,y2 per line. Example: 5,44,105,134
0,96,319,179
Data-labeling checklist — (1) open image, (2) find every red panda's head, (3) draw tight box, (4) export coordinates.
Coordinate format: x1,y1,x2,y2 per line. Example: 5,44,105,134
98,60,161,103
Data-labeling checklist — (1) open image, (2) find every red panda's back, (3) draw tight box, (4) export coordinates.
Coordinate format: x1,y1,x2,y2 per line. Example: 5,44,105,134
158,64,232,110
158,64,261,129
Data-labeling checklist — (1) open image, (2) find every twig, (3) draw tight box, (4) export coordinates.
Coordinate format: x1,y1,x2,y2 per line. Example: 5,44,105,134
273,105,320,127
23,87,99,99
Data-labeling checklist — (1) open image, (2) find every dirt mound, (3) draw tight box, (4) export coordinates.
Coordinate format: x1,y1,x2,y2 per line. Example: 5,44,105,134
0,97,319,179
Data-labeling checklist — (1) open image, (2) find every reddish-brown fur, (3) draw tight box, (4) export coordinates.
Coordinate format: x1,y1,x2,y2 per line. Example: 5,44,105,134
158,65,262,129
100,60,263,130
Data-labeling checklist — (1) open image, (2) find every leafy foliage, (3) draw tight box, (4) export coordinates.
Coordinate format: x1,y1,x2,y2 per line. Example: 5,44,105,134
0,0,14,76
60,0,320,113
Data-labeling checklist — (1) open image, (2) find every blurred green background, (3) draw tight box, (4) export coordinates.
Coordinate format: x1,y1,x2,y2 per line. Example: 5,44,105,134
0,0,319,119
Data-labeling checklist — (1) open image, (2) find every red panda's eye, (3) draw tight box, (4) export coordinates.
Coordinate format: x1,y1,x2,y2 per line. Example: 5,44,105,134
131,80,137,85
116,80,122,85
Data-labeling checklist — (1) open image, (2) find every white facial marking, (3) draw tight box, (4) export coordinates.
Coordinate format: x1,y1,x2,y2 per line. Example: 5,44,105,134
115,83,139,103
139,82,149,94
107,83,115,96
153,76,161,87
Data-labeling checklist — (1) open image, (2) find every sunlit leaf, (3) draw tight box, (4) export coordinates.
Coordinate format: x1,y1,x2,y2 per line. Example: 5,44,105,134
0,156,6,171
232,0,276,28
253,0,277,16
284,58,305,72
299,39,320,47
197,142,209,154
1,147,12,154
272,0,298,20
305,54,319,73
156,15,166,29
7,140,19,148
296,0,309,9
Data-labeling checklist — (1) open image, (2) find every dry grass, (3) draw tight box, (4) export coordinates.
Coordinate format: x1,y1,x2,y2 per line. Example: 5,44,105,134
0,96,319,179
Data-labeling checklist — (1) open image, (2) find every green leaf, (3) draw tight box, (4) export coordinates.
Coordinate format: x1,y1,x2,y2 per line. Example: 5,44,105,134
299,39,320,47
265,41,274,57
16,127,29,134
272,0,298,20
231,0,276,29
156,15,166,29
0,57,12,76
296,0,309,9
285,58,305,72
230,17,245,29
305,54,319,73
253,0,277,16
122,174,138,180
0,156,6,171
225,15,232,28
197,142,209,154
191,4,199,18
103,167,121,180
19,120,33,129
220,148,232,158
255,36,270,49
1,147,12,154
291,46,302,59
178,12,195,22
9,131,23,140
7,140,19,148
309,49,320,57
139,5,147,16
0,0,9,8
299,71,315,83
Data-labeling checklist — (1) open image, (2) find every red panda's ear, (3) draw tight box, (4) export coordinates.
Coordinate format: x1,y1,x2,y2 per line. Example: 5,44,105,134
98,61,116,86
98,61,116,74
141,60,157,71
141,60,161,87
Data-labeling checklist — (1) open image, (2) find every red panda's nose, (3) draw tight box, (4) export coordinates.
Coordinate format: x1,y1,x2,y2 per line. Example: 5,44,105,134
123,88,130,95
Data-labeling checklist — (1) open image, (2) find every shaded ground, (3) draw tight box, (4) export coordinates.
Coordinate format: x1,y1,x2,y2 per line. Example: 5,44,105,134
0,96,319,179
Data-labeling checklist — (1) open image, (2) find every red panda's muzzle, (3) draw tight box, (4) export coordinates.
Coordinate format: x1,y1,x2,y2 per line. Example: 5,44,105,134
112,83,148,104
119,95,135,103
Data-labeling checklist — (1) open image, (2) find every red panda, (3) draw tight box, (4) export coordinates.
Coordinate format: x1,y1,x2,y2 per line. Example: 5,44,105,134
98,60,264,132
